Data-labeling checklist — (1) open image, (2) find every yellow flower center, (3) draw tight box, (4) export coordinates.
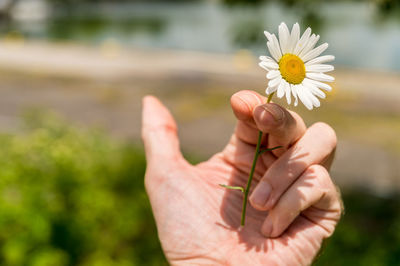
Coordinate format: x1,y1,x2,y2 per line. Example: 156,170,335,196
279,53,306,84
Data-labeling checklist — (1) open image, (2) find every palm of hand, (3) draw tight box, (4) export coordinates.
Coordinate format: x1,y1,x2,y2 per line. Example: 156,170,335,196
143,93,340,266
146,137,332,266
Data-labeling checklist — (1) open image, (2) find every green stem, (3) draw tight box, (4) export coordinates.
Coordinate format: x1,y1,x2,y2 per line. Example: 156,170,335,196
241,92,275,226
219,184,244,193
241,130,263,226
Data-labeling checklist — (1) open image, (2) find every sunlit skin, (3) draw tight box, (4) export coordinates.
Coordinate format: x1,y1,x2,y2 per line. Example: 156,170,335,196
142,90,342,265
279,53,306,84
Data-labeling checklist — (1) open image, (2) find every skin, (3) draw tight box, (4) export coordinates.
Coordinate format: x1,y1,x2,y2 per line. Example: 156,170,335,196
142,90,342,266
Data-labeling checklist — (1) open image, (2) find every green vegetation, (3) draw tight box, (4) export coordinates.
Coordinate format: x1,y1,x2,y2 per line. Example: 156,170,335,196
316,190,400,266
0,111,399,265
0,112,167,265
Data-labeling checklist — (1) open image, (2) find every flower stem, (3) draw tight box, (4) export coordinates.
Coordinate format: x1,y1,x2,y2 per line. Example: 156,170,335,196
240,130,263,226
241,92,274,226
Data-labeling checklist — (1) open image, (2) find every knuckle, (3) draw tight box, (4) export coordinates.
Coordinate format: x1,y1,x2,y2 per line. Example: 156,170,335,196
307,164,328,174
312,122,337,148
311,122,337,153
306,164,332,189
306,165,343,220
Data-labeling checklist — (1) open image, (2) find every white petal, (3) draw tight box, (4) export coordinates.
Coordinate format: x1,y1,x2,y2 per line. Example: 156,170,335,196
288,23,300,53
301,43,329,62
304,78,332,91
299,34,320,58
278,22,290,54
296,85,313,110
271,34,282,60
306,72,334,82
268,76,282,88
310,87,326,99
291,84,299,106
265,32,283,61
277,79,286,98
306,64,334,73
264,31,273,42
267,70,281,79
266,86,277,95
284,80,291,104
259,56,269,61
259,55,275,62
259,62,270,71
260,56,278,65
259,61,279,71
302,79,326,98
293,27,311,55
305,55,335,66
304,88,321,107
267,41,280,62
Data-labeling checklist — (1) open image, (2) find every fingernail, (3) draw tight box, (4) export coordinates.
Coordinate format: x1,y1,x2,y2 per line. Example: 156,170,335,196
262,218,273,237
262,104,284,122
250,180,272,208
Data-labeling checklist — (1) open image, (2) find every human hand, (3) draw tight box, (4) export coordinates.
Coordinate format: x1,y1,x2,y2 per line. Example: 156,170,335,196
142,90,342,266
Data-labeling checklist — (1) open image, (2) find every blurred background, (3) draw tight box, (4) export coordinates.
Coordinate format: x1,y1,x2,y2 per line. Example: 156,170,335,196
0,0,399,265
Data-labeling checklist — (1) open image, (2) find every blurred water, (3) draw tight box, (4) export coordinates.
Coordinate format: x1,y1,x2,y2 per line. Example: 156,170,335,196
3,1,400,71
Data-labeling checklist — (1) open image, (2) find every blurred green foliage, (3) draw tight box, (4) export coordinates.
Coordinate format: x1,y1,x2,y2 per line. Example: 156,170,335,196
316,190,400,266
48,16,165,41
0,111,167,265
1,111,400,265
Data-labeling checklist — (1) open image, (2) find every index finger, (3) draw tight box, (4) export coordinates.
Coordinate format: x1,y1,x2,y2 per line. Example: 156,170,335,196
231,90,306,156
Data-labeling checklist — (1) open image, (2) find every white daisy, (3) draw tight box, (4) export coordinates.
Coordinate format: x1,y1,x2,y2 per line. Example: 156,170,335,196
259,22,335,110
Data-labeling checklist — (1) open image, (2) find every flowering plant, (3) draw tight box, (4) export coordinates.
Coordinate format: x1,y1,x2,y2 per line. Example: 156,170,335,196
221,22,334,226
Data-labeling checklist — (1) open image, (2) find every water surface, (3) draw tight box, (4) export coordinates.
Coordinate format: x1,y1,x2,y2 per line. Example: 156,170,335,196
5,1,400,71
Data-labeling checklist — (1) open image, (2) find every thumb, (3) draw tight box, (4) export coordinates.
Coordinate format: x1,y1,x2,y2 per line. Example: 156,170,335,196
253,103,306,156
141,95,183,166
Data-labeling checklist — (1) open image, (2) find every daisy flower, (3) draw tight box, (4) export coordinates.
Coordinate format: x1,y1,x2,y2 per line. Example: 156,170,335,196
259,22,335,110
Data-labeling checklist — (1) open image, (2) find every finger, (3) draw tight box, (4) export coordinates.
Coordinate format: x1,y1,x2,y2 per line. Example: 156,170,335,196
230,90,306,157
260,165,342,238
230,90,268,145
253,103,306,156
228,90,277,170
249,122,337,211
321,147,336,171
141,95,183,166
231,90,266,122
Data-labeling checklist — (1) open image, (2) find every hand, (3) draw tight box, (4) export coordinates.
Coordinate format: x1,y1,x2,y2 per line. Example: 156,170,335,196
142,90,342,266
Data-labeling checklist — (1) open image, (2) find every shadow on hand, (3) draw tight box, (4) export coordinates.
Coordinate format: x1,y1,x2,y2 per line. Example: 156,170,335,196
218,141,310,253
